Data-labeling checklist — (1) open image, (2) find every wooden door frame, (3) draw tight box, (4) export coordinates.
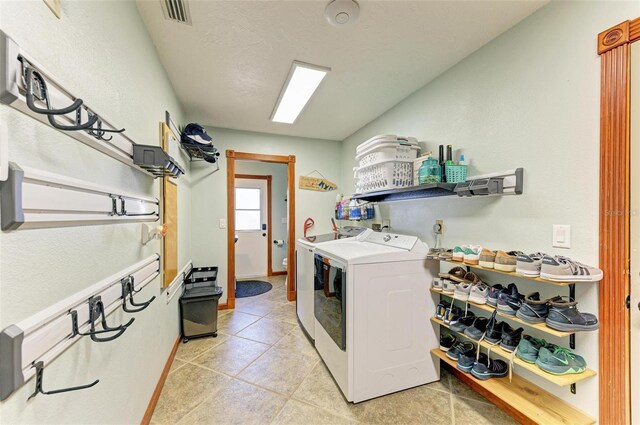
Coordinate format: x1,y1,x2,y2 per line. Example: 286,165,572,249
597,18,640,425
226,151,296,309
234,174,275,277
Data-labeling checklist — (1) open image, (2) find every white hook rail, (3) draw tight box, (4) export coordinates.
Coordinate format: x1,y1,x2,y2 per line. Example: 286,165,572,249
0,31,146,174
0,254,160,400
0,162,159,230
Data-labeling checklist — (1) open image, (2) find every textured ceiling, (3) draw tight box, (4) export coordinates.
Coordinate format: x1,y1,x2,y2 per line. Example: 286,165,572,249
137,1,546,141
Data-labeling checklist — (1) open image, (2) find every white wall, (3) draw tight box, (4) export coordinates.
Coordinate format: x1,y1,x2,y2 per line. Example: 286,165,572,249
0,1,190,423
340,1,639,419
191,127,342,304
235,160,288,273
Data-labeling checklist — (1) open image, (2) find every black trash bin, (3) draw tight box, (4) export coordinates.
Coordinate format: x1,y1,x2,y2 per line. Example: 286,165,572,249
180,268,223,343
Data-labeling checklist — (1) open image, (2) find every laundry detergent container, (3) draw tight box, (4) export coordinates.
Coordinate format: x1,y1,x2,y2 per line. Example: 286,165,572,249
179,270,223,342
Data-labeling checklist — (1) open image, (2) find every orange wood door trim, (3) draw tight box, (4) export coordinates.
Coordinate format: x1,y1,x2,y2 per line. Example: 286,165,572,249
141,336,181,425
234,174,273,276
227,151,297,304
598,20,633,425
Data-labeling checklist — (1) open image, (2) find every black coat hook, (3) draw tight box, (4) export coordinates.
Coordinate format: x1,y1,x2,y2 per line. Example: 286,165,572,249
121,276,155,313
82,113,125,142
28,361,98,401
71,296,134,342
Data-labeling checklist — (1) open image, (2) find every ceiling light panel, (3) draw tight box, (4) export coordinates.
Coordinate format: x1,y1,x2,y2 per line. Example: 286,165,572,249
271,61,330,124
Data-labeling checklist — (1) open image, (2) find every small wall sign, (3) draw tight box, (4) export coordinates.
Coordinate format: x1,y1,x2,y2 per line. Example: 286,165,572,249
299,175,337,192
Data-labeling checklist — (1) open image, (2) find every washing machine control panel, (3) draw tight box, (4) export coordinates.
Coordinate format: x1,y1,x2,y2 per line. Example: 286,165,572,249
363,232,418,250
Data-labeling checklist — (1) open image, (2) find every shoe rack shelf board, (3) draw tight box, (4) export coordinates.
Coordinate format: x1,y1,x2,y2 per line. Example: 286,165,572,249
430,289,573,338
353,168,523,203
0,31,146,175
0,255,160,400
440,260,589,287
0,162,159,230
431,349,595,425
431,317,597,386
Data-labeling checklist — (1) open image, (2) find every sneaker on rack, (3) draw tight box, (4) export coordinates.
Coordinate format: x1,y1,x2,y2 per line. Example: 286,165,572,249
540,256,603,282
435,301,448,320
449,313,477,333
535,345,587,375
443,307,463,325
515,335,547,363
496,283,523,316
468,282,489,304
432,277,443,292
464,317,489,341
494,251,521,272
439,266,467,282
479,249,497,269
452,246,467,262
545,297,599,331
442,279,457,295
516,292,562,324
446,341,475,361
463,245,482,265
439,333,457,352
516,252,546,277
458,271,482,285
471,358,509,380
458,352,488,373
486,284,504,307
453,282,473,302
499,323,524,352
483,311,504,344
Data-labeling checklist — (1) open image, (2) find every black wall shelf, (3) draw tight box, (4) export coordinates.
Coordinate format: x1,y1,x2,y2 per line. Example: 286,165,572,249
352,183,457,202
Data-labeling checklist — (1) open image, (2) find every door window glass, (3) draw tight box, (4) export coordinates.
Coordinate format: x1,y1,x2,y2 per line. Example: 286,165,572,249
235,188,261,230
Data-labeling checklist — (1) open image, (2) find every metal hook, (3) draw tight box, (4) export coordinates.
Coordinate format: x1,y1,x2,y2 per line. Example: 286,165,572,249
121,276,155,313
112,196,157,217
27,361,99,401
81,296,134,342
84,115,125,141
23,65,83,115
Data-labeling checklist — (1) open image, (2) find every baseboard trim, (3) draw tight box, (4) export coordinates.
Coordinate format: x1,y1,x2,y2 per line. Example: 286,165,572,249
271,270,287,276
218,303,229,310
141,336,181,425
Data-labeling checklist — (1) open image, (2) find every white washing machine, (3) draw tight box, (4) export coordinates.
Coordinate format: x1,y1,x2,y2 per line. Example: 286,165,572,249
296,227,366,340
313,229,439,403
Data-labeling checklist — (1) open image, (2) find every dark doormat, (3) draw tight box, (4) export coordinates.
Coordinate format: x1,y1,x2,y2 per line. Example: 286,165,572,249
236,280,273,298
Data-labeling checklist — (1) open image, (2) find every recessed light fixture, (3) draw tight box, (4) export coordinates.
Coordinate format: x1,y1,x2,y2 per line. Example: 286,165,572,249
271,61,330,124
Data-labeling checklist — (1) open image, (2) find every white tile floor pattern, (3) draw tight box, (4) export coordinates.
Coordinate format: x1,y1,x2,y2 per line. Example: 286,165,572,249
151,275,515,425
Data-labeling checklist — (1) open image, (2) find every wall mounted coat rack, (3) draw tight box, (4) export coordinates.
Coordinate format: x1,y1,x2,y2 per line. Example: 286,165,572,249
0,31,179,179
0,162,159,230
0,254,159,400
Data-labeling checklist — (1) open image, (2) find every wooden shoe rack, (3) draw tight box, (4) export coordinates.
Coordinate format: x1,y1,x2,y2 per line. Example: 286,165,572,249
431,260,597,424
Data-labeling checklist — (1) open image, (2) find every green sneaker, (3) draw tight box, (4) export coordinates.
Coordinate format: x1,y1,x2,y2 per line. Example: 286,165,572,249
535,345,587,375
452,246,467,262
515,335,547,363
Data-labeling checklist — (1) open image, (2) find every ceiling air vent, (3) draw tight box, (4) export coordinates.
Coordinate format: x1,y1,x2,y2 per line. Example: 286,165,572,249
161,0,192,25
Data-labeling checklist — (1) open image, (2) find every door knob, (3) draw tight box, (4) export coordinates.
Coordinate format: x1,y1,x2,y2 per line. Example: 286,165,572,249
638,301,640,311
262,233,266,237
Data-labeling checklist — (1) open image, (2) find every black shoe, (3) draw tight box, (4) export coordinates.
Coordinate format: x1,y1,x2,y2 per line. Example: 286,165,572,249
516,292,562,323
496,283,522,316
500,323,524,352
471,358,509,380
464,317,489,341
458,352,488,373
439,333,457,352
447,341,475,361
483,311,504,344
487,284,504,307
546,297,599,331
449,313,476,333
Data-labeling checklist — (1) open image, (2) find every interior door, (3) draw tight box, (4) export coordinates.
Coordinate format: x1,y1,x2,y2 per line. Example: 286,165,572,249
235,178,268,278
630,41,639,424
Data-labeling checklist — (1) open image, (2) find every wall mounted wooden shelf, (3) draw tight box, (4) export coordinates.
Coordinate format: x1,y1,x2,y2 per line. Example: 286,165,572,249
431,317,597,387
430,289,573,338
431,349,595,425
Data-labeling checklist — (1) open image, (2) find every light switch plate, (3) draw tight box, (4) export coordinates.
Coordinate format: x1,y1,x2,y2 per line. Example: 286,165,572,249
281,217,287,224
43,0,61,18
553,225,571,248
219,219,226,229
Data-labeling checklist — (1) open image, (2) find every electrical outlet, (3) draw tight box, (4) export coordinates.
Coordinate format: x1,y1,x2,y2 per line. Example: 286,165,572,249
553,225,571,249
281,217,287,224
382,219,391,230
219,219,227,229
435,219,444,235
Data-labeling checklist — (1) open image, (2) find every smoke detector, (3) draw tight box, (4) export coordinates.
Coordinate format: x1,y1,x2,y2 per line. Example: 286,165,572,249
325,0,360,27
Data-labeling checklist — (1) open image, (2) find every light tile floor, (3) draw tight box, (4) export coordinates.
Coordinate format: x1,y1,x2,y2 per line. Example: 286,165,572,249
152,275,515,425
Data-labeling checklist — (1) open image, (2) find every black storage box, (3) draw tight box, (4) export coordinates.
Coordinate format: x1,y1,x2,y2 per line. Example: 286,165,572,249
180,268,223,342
